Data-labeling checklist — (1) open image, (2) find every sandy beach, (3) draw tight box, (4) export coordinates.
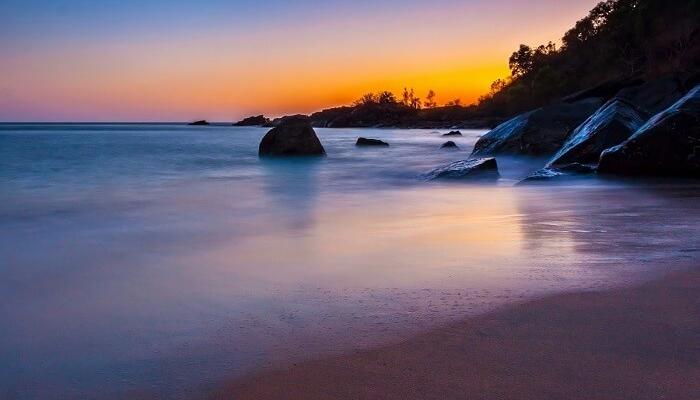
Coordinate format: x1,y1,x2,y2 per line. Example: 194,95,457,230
220,265,700,400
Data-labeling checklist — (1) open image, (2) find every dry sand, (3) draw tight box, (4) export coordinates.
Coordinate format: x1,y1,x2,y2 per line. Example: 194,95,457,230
216,266,700,400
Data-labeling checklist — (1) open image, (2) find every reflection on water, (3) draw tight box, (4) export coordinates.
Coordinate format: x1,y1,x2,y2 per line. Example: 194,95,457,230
259,157,322,231
1,124,699,399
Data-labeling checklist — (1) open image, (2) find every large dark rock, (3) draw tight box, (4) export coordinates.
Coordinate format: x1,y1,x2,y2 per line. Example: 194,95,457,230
442,131,462,137
424,158,499,181
258,115,326,156
188,120,210,126
471,98,603,157
356,137,389,146
598,86,700,177
615,77,685,115
441,141,459,149
547,99,647,167
234,115,270,126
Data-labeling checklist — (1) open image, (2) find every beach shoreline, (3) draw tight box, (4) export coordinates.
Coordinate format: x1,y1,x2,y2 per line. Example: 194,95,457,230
218,264,700,400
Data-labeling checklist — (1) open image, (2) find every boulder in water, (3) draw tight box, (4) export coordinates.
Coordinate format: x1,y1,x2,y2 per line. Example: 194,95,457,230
598,86,700,177
258,115,326,156
471,98,603,157
441,131,462,137
546,99,647,168
356,137,389,146
441,141,458,149
424,158,499,181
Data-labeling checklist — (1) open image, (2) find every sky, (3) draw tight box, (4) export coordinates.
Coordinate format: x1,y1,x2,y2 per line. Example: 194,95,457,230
0,0,600,122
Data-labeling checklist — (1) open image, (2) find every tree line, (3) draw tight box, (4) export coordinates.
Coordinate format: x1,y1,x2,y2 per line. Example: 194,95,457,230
478,0,699,116
353,88,462,109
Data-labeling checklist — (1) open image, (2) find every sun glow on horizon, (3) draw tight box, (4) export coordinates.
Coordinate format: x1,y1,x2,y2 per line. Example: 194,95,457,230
0,0,599,121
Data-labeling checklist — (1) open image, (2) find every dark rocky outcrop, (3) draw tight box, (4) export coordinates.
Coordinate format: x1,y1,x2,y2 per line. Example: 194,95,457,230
424,158,499,181
546,99,647,167
442,131,462,137
441,141,458,149
234,115,270,126
598,86,700,177
471,98,603,157
309,103,500,129
262,117,283,128
615,77,686,115
188,120,210,126
356,137,389,146
563,78,644,104
519,163,596,184
258,115,326,157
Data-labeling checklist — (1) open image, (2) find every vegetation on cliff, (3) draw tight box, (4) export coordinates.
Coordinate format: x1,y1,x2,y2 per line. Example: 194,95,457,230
479,0,700,117
308,0,699,128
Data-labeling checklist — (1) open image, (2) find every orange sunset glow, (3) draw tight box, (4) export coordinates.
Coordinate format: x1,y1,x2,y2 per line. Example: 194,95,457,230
1,0,599,121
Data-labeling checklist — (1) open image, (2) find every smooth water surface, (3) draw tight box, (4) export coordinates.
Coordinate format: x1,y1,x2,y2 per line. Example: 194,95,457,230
1,123,699,399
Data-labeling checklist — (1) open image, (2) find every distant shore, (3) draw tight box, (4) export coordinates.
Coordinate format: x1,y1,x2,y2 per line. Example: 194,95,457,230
217,265,700,400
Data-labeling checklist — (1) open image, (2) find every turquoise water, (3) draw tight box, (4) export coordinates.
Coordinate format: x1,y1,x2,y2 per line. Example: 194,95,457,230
1,123,699,399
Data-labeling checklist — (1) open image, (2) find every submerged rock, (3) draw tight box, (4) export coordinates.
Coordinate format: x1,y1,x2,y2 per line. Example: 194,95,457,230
258,115,326,156
471,98,603,157
547,99,647,167
442,131,462,137
519,163,596,184
598,86,700,177
188,120,210,126
234,115,270,126
356,137,389,146
424,158,499,181
441,141,459,149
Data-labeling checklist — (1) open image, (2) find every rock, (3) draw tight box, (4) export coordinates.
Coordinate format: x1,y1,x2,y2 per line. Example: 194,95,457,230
442,131,462,137
546,99,648,167
424,158,500,181
188,120,210,126
441,141,459,149
356,137,389,146
262,117,283,128
258,115,326,156
615,77,685,115
563,78,644,103
519,163,596,184
471,98,603,157
598,85,700,177
234,115,270,126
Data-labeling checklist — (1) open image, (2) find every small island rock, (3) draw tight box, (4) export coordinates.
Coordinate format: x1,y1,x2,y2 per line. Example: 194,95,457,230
234,115,271,126
188,120,210,126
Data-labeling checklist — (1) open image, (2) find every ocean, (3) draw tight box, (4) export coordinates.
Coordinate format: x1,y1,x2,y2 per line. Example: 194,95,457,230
1,123,698,399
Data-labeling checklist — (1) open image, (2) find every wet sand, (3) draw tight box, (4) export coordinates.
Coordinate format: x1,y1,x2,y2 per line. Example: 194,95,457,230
219,265,700,400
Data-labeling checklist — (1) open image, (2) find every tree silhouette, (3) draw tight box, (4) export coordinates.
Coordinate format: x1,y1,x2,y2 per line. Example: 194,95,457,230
401,87,411,106
377,91,397,104
424,90,437,108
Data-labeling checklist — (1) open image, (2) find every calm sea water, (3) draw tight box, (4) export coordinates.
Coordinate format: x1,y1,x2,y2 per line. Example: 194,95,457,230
1,123,699,399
